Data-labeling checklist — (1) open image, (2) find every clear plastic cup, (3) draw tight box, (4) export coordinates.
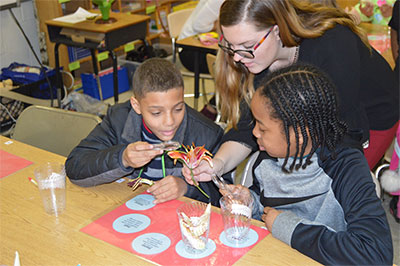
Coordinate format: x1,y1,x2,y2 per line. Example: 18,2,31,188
34,162,66,217
177,202,211,252
220,192,253,243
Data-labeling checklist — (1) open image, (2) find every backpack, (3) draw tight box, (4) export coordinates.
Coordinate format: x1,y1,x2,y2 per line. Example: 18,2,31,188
125,39,168,63
126,40,155,63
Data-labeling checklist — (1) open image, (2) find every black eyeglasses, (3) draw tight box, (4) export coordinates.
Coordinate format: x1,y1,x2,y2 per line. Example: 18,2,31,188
218,27,274,59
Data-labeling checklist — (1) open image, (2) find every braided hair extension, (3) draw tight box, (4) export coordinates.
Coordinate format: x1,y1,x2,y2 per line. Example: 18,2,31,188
258,64,347,173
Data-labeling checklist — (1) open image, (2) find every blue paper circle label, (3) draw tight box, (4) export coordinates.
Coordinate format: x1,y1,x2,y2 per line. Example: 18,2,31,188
132,233,171,255
126,194,156,210
112,213,151,233
175,239,216,259
219,228,259,248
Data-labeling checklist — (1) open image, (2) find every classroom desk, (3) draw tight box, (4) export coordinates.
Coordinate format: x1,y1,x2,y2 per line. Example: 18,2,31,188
0,136,320,265
46,12,150,105
176,36,218,109
360,22,395,69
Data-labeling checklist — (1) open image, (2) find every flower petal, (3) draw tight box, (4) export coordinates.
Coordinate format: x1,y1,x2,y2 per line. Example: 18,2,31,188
201,155,214,168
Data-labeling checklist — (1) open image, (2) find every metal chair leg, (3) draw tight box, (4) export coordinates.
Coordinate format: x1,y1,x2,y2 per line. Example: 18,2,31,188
375,163,390,201
172,38,176,64
201,78,208,106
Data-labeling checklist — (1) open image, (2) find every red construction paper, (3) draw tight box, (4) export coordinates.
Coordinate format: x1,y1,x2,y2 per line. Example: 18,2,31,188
81,193,269,266
0,149,33,179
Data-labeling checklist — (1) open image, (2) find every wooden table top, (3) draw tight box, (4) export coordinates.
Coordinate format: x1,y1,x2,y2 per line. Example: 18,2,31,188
0,136,320,265
177,35,219,51
45,11,150,33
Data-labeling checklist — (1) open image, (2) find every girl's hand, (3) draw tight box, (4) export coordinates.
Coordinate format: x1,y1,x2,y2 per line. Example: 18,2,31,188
220,185,253,211
182,158,224,184
261,207,282,231
220,184,250,199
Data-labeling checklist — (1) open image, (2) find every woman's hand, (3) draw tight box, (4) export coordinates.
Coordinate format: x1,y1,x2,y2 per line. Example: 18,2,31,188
261,207,282,231
182,141,251,185
182,157,224,184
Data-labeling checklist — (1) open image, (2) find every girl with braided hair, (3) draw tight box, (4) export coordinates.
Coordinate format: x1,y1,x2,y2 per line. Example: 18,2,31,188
221,64,393,265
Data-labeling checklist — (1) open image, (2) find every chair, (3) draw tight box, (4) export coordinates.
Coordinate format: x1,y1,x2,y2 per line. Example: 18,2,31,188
0,88,58,108
371,171,382,199
240,151,382,198
11,105,102,157
240,151,259,187
0,86,62,137
206,53,226,128
0,70,72,108
167,8,194,64
167,8,214,108
375,137,396,199
206,53,216,78
375,138,396,178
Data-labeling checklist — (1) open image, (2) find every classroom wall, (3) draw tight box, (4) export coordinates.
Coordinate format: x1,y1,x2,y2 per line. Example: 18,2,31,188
0,0,41,69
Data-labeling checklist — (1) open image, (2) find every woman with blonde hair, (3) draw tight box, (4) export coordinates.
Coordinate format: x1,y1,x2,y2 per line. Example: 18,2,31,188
183,0,398,183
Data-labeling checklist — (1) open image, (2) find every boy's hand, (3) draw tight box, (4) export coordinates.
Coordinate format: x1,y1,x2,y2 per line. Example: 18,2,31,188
262,207,282,232
122,141,163,168
182,158,224,185
147,175,188,204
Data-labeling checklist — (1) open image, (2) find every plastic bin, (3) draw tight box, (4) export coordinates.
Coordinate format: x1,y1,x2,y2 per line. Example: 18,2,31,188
81,66,129,100
117,55,141,87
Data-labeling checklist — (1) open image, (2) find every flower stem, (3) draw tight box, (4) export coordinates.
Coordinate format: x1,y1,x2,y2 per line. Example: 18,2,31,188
190,168,209,199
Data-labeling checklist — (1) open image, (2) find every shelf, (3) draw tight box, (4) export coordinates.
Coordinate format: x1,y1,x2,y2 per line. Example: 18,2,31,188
120,2,144,13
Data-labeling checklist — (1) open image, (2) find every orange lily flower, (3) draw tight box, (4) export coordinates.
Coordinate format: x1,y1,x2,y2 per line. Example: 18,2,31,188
168,144,213,169
168,143,213,198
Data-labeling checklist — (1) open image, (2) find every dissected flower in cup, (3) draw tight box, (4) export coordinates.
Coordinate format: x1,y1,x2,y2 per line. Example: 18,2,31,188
178,202,211,250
